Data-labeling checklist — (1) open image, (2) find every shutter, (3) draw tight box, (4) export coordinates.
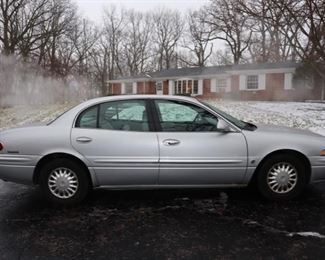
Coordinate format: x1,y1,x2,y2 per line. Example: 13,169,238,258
198,79,203,95
239,75,246,90
284,73,293,90
132,82,137,94
226,77,231,92
258,74,266,90
121,82,126,94
210,79,217,92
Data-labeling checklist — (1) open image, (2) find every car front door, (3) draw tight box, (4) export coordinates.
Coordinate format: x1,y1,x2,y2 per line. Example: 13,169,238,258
154,99,248,186
71,99,159,186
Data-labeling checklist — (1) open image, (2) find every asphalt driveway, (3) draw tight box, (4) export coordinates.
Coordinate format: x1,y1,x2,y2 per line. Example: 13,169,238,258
1,181,325,259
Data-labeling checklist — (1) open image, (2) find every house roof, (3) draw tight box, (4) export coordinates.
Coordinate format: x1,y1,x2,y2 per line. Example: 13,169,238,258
109,62,299,82
150,65,232,78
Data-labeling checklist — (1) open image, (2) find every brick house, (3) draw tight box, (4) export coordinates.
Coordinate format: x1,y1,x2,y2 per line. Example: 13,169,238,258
107,62,320,101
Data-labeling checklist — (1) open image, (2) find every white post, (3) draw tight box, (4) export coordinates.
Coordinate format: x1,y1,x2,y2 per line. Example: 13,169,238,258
132,82,137,94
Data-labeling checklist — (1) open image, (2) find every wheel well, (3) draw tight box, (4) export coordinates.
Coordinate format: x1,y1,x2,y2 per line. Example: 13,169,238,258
33,153,93,186
250,149,311,185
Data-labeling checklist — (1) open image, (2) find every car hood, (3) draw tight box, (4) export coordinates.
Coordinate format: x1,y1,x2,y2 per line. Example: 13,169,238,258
253,123,322,137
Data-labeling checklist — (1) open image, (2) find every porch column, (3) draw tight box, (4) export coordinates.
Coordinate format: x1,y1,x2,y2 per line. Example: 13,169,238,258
168,80,174,95
198,79,203,95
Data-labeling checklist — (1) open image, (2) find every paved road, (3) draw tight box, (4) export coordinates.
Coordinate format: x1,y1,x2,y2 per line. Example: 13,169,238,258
1,181,325,259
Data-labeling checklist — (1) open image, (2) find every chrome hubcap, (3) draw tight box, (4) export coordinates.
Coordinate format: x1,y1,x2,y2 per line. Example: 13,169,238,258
48,167,79,199
267,162,298,194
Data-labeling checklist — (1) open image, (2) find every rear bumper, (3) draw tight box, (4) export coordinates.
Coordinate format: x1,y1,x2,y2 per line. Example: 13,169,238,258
0,154,39,185
0,164,34,185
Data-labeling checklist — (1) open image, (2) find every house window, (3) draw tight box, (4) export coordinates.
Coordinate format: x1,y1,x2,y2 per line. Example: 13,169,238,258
182,80,187,93
193,80,198,94
217,79,227,89
125,83,133,94
174,80,199,95
177,81,182,93
246,75,258,90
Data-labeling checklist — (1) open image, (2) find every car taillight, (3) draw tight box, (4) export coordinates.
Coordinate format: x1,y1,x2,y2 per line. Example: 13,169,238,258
0,142,3,151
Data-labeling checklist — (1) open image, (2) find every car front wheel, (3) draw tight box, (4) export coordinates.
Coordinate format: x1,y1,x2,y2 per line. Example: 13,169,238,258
40,159,90,205
256,154,307,200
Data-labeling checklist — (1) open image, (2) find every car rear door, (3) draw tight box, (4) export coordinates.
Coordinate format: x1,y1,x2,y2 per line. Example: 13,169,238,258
153,99,248,186
71,99,159,186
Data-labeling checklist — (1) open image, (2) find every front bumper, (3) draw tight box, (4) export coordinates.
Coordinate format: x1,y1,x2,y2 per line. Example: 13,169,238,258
310,166,325,183
309,156,325,183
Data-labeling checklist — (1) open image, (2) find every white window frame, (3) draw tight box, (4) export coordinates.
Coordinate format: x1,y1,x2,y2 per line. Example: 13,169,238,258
174,79,199,95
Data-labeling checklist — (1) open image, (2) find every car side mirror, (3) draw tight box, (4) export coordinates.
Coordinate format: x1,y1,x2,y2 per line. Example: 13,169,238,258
218,119,233,133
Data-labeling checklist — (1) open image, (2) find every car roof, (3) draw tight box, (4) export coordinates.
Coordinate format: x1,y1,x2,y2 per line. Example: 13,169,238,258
50,95,202,126
83,94,198,104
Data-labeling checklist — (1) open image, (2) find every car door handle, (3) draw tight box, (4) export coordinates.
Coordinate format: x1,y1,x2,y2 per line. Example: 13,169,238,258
76,137,92,143
163,139,180,146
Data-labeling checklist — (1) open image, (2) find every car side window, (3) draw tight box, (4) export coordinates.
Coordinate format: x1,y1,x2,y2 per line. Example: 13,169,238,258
99,100,149,131
75,105,98,128
155,100,219,132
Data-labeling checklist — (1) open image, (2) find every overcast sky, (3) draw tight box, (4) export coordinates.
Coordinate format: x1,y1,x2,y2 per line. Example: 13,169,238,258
73,0,209,23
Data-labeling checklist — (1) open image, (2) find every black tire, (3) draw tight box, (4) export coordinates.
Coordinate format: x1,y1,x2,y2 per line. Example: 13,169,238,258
256,154,307,200
39,158,90,206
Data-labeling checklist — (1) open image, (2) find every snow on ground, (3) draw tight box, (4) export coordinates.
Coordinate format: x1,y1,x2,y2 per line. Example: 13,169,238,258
0,100,325,136
205,100,325,136
0,103,76,131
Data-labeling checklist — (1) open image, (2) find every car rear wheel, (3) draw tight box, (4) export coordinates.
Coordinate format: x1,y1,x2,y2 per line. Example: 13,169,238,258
40,159,90,206
256,154,307,200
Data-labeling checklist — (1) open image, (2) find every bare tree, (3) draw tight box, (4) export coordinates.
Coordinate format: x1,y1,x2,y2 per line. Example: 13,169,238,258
102,6,125,79
89,36,110,94
57,18,98,77
152,8,183,70
239,0,299,63
180,10,213,67
242,0,325,99
122,10,153,75
0,0,53,55
203,0,253,64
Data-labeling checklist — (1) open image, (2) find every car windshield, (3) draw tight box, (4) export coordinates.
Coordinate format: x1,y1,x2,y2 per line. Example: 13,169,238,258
201,101,247,129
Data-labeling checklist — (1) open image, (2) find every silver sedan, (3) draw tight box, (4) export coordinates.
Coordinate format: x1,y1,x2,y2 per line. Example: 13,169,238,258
1,95,325,205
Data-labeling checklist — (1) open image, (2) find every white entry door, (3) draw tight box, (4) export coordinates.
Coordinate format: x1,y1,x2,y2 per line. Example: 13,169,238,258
156,81,163,95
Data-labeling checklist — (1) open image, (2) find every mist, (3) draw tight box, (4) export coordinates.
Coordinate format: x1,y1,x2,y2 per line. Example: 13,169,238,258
0,55,96,108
